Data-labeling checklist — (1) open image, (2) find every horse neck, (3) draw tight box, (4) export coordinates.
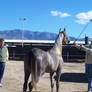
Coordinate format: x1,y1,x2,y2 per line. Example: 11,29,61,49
51,34,63,56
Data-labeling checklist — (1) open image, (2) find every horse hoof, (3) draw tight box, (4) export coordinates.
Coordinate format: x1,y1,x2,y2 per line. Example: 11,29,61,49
23,88,27,92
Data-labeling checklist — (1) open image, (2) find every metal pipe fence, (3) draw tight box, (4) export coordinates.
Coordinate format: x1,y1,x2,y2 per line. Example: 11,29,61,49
8,45,85,62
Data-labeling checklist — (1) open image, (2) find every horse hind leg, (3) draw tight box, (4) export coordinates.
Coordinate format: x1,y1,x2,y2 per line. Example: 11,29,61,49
29,81,33,92
29,78,40,92
29,71,42,92
50,72,54,92
56,67,61,92
23,72,30,92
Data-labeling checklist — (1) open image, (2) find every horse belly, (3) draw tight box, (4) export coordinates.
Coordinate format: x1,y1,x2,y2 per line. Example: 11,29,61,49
45,66,52,73
45,61,58,73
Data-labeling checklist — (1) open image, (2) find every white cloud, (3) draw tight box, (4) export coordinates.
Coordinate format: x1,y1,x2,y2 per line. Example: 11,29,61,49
76,11,92,24
50,11,60,16
60,13,71,18
50,11,70,18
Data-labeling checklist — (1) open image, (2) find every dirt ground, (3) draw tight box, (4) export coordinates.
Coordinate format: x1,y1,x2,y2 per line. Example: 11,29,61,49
0,60,88,92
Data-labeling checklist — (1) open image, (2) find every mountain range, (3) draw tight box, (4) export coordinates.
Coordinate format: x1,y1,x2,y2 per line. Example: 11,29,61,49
0,29,85,41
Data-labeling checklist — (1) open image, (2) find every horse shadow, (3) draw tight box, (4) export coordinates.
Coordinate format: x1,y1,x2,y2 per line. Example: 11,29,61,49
59,72,88,83
27,91,42,92
20,91,43,92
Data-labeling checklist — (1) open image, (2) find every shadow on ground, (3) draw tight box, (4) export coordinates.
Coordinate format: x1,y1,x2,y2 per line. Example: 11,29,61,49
22,91,42,92
59,73,88,83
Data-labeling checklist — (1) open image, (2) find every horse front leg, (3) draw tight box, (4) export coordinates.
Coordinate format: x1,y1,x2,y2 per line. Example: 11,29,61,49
50,72,54,92
56,67,61,92
23,72,30,92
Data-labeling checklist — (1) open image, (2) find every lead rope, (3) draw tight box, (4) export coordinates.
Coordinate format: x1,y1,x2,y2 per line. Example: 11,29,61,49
74,19,92,43
74,19,92,68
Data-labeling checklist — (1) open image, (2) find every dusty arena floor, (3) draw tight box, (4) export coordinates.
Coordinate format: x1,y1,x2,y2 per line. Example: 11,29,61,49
0,60,88,92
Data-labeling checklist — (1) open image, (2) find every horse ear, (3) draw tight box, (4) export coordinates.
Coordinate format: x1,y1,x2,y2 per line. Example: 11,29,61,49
59,28,61,33
64,28,66,32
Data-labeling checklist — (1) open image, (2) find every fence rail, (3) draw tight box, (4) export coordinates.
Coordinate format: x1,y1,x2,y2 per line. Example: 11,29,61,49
8,44,85,62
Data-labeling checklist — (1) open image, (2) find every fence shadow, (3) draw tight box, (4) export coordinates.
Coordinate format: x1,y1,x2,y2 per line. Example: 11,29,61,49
59,73,88,83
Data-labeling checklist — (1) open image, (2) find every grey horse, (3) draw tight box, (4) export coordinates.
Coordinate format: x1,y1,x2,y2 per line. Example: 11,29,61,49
23,28,70,92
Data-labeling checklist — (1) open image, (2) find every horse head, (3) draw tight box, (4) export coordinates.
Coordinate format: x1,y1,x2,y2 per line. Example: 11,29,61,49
58,28,70,44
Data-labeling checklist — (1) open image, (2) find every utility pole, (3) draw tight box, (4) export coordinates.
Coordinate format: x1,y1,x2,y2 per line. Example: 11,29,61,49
19,18,26,47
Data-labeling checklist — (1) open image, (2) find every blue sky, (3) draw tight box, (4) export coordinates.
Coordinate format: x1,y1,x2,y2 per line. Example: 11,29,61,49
0,0,92,38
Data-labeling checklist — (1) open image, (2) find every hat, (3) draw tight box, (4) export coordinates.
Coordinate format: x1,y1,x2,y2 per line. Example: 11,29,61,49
0,38,4,42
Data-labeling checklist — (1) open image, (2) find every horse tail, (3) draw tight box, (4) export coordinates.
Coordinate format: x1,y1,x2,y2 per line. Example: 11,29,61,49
31,50,37,90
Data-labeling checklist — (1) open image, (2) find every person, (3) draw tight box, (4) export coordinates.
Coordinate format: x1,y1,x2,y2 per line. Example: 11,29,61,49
74,41,92,92
0,38,9,87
